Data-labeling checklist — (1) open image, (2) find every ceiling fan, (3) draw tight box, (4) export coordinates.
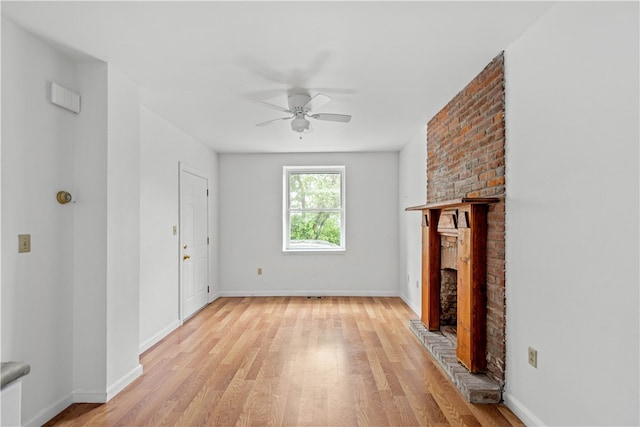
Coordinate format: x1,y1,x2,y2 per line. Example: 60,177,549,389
254,92,351,134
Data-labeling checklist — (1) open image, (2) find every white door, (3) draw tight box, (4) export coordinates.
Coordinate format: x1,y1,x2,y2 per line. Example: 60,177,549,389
180,165,209,320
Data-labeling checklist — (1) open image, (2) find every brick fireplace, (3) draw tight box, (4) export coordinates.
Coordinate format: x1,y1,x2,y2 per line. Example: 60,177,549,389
406,52,506,399
407,198,498,373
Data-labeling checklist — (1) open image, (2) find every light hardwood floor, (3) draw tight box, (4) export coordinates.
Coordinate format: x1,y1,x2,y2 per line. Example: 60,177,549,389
45,297,523,426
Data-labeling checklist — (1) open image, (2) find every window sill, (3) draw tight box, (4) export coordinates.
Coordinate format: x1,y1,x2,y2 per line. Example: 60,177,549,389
283,248,346,255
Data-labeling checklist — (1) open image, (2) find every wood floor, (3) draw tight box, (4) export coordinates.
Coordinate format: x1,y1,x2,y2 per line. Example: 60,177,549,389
45,297,523,426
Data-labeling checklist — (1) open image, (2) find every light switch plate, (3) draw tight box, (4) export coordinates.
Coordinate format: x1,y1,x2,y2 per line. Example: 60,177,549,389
18,234,31,253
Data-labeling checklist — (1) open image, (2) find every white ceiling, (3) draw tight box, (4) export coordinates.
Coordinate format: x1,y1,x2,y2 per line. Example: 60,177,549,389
2,1,554,153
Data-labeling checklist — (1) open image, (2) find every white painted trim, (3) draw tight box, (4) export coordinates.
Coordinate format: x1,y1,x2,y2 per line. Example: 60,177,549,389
282,165,346,252
139,319,181,354
23,391,74,427
106,364,143,402
399,293,420,317
503,392,546,427
72,389,107,403
217,290,398,297
181,301,210,323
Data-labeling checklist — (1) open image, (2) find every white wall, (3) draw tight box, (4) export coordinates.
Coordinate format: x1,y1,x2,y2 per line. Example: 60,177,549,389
139,106,218,353
73,61,108,403
219,152,398,296
2,17,78,422
73,63,143,403
105,66,142,396
2,19,146,424
398,129,427,316
504,2,639,426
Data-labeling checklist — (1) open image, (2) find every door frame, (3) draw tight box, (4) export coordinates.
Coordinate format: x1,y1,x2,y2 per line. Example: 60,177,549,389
178,162,210,323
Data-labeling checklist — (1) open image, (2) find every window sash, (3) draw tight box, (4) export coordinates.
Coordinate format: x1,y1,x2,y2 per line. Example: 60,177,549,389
283,166,345,252
288,172,341,210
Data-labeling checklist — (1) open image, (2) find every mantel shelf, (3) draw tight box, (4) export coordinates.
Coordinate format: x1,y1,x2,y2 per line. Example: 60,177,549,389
405,197,501,212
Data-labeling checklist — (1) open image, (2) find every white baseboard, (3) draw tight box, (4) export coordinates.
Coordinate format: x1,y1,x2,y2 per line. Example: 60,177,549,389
106,364,143,401
139,319,181,354
72,389,107,403
24,365,142,425
23,391,74,427
217,290,399,297
503,392,545,426
399,293,421,317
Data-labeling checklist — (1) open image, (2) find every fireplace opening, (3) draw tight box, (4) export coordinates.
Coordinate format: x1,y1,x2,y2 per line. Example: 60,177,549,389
440,268,457,326
440,234,458,332
440,267,458,345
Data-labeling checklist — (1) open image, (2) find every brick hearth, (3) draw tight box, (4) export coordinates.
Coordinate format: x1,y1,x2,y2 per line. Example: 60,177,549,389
408,320,501,404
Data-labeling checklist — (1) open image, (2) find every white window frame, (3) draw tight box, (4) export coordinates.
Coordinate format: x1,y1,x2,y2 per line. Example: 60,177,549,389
283,165,346,253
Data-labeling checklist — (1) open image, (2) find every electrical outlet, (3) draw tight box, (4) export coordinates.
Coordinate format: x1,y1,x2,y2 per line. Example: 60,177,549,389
528,347,538,368
18,234,31,253
257,268,262,275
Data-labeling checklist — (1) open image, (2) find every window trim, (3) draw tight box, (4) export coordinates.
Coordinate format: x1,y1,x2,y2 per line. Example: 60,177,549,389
283,165,346,253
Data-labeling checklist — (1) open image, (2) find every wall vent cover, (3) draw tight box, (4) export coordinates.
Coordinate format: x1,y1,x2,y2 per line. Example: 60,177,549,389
50,82,80,114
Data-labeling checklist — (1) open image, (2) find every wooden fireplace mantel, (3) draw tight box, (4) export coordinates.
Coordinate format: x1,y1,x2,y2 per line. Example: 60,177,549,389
405,197,500,212
405,197,499,373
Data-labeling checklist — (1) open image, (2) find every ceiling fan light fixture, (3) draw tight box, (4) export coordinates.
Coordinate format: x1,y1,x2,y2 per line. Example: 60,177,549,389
255,91,351,135
291,114,310,133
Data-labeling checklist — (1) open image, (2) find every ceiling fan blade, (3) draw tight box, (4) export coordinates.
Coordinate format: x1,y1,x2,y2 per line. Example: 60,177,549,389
310,113,352,123
255,116,293,127
254,100,291,113
303,93,331,112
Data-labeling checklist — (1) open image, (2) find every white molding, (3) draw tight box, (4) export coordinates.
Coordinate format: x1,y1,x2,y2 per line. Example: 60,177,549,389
179,162,209,180
503,392,545,426
106,364,143,402
139,319,181,354
399,293,420,317
217,290,399,297
72,389,107,403
282,165,346,252
23,391,74,427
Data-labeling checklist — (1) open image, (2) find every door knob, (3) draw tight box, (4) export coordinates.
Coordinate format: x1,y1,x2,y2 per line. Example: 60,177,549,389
183,254,191,261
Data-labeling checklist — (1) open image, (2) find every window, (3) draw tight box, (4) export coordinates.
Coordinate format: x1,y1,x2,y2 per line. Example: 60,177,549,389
283,166,345,252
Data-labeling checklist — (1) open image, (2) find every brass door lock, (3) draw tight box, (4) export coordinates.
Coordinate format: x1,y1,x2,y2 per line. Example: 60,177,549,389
56,191,73,204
